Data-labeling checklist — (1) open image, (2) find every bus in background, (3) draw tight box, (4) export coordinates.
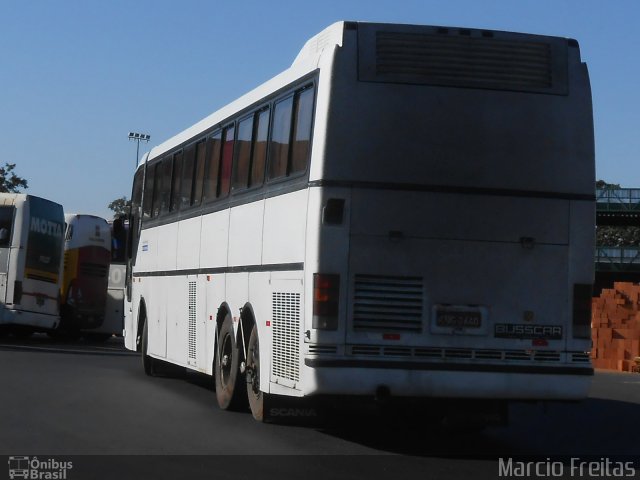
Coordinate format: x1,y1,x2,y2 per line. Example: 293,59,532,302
125,22,595,424
103,217,128,338
60,214,111,338
0,194,64,336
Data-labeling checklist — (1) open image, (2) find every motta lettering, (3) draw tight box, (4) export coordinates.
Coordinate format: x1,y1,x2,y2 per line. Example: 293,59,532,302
495,324,563,339
30,217,63,238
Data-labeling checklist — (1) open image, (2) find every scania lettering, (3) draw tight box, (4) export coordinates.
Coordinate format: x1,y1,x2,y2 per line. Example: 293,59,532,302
124,22,595,423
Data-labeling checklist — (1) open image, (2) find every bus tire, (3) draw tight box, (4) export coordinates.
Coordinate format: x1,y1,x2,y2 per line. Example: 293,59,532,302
214,313,245,410
141,321,155,376
246,323,265,421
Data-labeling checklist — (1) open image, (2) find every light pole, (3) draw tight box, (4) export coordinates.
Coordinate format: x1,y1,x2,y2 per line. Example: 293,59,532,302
128,132,151,167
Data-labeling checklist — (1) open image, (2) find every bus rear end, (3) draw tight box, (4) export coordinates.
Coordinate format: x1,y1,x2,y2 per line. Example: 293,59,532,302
0,194,64,332
303,23,594,407
61,214,111,332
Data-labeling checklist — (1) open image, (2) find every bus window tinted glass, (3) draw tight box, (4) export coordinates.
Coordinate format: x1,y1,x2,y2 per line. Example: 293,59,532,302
150,162,161,217
0,206,13,247
232,117,253,191
170,152,183,212
204,132,222,201
291,87,314,174
143,164,155,219
219,126,235,197
160,157,172,214
269,96,293,180
250,108,269,187
181,144,196,209
193,140,206,205
132,168,144,210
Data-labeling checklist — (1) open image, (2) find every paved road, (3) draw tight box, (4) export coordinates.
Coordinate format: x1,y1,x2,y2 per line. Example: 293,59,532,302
1,335,639,479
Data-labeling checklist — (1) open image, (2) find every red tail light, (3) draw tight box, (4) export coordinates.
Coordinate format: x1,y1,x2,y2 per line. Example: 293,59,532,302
313,273,339,330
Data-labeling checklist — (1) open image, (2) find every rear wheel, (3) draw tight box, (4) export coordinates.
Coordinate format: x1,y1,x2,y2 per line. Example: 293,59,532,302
141,321,155,376
214,313,245,410
246,324,265,421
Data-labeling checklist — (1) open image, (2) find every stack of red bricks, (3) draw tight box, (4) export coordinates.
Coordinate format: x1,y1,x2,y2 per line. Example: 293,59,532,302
591,282,640,372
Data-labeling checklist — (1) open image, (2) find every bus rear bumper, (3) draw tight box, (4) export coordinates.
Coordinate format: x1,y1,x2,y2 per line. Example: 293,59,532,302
0,308,59,330
302,358,593,400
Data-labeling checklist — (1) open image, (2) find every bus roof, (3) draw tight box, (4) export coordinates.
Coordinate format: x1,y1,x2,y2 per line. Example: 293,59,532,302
138,21,348,169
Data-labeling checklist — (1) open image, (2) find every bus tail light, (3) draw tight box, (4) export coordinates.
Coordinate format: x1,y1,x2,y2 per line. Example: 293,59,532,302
572,284,592,339
313,273,339,330
13,281,22,305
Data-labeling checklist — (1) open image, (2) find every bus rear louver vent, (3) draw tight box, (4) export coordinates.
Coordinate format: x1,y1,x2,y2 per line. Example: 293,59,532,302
370,31,562,94
352,275,423,332
271,292,301,384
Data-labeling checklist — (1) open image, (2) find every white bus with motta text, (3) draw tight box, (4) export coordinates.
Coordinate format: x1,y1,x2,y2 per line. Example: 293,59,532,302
0,194,64,335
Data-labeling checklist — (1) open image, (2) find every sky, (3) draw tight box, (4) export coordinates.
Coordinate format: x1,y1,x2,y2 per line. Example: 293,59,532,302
1,0,638,219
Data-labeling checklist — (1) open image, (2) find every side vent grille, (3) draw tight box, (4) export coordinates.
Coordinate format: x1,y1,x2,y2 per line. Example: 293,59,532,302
358,25,568,95
349,345,564,363
308,344,338,355
188,282,196,361
352,275,423,332
571,352,591,363
352,345,381,356
272,292,301,384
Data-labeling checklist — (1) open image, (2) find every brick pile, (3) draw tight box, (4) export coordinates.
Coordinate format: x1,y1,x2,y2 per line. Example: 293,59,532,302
591,282,640,372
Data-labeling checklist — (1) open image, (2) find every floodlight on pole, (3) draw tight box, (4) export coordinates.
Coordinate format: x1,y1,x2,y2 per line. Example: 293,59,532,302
128,131,151,167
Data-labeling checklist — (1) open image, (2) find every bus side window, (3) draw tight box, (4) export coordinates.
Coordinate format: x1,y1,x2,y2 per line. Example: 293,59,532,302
112,217,126,262
65,224,74,241
290,86,314,174
203,132,222,202
130,168,144,259
269,96,293,180
219,125,235,198
159,156,173,215
170,151,183,212
250,108,269,187
192,139,206,206
181,144,196,209
143,164,155,219
151,162,162,218
232,116,253,191
0,206,13,247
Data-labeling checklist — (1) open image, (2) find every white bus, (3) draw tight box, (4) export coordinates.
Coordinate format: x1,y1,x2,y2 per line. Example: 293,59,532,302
0,194,64,335
124,22,595,423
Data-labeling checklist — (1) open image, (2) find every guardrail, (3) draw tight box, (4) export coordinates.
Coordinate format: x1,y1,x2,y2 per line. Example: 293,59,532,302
596,188,640,212
595,246,640,271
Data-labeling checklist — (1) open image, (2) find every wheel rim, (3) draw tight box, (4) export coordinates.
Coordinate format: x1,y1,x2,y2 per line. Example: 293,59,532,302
220,332,233,387
249,336,260,398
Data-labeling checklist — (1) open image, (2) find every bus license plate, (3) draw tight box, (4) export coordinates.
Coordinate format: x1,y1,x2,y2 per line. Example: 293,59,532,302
435,310,482,328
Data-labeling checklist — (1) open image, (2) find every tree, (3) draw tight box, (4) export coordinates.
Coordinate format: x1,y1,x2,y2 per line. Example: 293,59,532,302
107,196,131,218
596,179,620,190
0,163,28,193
